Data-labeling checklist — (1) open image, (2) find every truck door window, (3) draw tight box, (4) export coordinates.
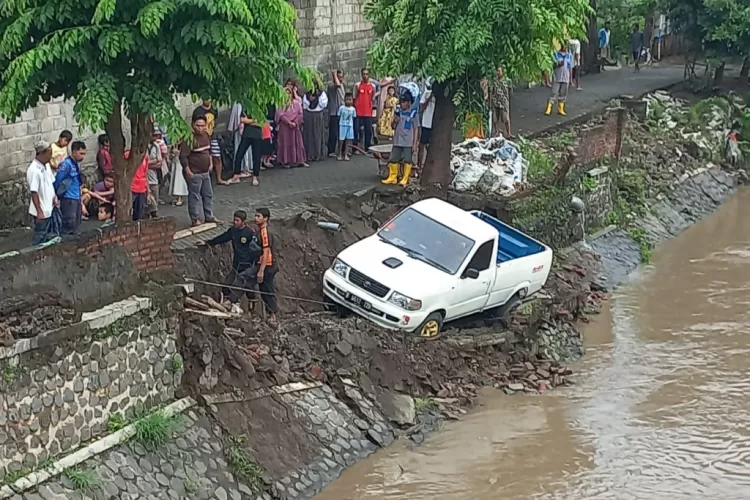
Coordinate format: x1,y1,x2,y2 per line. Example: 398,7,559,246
466,240,494,272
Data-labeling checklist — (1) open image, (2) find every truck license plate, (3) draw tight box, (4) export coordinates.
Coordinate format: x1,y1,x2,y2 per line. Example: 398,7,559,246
346,292,371,311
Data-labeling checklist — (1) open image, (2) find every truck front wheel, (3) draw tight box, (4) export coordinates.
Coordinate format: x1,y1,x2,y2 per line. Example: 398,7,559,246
415,312,444,339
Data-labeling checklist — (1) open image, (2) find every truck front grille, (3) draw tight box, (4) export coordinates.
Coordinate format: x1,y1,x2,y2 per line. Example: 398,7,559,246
348,268,390,298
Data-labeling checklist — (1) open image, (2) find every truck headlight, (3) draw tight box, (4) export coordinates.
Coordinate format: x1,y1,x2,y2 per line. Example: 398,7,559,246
332,259,349,278
388,291,422,311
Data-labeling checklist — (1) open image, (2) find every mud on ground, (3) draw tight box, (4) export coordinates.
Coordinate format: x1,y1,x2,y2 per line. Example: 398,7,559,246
175,188,605,421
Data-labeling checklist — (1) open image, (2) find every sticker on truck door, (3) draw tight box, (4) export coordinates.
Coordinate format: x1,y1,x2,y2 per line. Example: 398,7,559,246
532,265,544,273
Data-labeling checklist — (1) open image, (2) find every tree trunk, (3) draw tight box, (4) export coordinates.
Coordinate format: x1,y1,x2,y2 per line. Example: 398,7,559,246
582,0,599,73
420,82,455,189
713,61,726,88
106,102,153,223
740,57,750,84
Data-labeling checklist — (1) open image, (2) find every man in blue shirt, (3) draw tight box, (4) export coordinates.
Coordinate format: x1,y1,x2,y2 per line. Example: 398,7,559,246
599,22,611,69
53,140,87,235
545,46,573,116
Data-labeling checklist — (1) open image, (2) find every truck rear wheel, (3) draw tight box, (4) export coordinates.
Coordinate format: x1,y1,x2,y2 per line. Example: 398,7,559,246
415,312,444,339
496,293,524,327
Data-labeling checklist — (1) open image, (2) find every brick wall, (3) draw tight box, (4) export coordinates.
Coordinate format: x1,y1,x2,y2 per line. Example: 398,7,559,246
0,218,176,310
75,219,176,273
573,108,627,168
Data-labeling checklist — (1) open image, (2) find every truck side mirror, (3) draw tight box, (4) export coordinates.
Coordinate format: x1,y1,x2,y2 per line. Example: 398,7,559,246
463,268,480,280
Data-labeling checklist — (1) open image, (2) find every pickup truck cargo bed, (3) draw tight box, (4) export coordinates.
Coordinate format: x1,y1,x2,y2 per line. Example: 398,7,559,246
471,211,546,263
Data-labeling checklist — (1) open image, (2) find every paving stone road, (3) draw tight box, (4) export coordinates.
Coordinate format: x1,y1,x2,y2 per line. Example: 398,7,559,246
162,64,684,231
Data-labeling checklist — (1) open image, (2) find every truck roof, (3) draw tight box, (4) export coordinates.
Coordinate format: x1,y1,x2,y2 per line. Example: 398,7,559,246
410,198,498,242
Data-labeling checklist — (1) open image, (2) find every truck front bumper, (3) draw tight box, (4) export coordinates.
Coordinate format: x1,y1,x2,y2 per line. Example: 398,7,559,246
323,269,427,332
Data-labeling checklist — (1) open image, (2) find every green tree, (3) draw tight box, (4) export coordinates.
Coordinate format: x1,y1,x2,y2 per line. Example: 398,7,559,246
664,0,750,84
0,0,305,221
365,0,591,187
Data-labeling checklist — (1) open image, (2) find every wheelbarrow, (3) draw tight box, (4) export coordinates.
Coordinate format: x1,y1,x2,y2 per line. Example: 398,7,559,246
367,144,393,180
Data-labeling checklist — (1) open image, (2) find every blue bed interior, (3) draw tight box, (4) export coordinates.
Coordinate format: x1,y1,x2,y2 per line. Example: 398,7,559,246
471,211,546,263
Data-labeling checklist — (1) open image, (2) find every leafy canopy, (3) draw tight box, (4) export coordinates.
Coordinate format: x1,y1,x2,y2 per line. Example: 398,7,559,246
664,0,750,58
0,0,305,140
364,0,592,87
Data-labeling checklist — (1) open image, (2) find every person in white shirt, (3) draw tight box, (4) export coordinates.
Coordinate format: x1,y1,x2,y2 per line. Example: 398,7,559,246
27,141,57,245
418,79,436,172
569,39,582,90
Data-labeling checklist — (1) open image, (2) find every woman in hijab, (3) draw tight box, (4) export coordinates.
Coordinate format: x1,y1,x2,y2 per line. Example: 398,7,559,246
302,81,329,162
275,87,308,168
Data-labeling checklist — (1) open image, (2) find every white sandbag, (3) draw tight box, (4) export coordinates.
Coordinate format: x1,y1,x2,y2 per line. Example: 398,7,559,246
451,161,488,191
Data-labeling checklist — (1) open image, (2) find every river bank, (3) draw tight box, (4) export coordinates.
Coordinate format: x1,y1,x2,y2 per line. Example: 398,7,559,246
0,90,744,500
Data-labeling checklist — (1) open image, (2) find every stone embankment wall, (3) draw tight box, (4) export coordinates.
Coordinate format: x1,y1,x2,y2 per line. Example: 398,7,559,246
0,297,182,481
591,166,737,287
0,218,175,310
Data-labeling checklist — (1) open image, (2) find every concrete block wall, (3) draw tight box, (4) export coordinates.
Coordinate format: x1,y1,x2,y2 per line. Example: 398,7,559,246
0,96,197,228
292,0,374,79
0,299,182,480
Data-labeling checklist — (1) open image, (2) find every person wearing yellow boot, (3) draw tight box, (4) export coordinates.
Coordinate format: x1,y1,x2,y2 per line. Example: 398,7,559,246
545,45,572,117
382,92,420,186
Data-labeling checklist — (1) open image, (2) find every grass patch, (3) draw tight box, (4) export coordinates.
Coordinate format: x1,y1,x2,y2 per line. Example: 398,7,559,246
107,412,128,433
64,466,101,492
414,397,436,412
518,138,555,184
2,364,21,383
170,354,183,374
133,410,182,449
1,468,28,486
581,175,598,193
628,227,652,264
547,131,575,150
226,436,264,492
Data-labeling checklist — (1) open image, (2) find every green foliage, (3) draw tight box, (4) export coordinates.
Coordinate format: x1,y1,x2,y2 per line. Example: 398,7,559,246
133,410,183,449
0,0,307,218
581,175,598,193
665,0,750,60
1,364,21,383
169,354,184,374
107,412,128,433
596,0,653,57
518,138,555,184
628,226,652,263
414,397,436,412
366,0,590,85
614,168,647,218
1,468,27,486
688,97,732,128
64,466,101,492
226,436,264,492
512,185,579,249
0,0,303,133
547,131,575,150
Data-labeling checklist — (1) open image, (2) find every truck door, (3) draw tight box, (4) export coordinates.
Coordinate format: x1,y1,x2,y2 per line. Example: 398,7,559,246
446,239,495,320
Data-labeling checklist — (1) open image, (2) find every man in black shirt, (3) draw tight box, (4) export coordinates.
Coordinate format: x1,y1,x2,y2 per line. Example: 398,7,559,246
197,210,260,305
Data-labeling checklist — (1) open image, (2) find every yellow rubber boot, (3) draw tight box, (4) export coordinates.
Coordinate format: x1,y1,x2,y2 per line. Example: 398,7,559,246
381,163,399,185
399,163,413,186
544,101,553,116
558,102,567,116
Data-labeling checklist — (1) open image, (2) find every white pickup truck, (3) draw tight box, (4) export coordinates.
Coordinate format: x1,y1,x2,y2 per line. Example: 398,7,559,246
323,198,553,338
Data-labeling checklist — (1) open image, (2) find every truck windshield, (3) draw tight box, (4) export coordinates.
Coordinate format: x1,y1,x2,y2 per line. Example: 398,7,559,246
378,208,475,275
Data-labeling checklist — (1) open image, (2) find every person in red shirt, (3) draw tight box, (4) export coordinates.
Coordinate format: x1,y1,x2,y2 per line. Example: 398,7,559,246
126,150,150,221
353,68,376,152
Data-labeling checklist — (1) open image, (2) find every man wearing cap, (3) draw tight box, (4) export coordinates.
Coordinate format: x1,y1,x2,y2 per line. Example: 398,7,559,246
27,141,58,244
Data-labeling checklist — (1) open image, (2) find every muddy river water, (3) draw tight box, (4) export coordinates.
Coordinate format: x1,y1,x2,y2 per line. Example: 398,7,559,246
316,188,750,500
